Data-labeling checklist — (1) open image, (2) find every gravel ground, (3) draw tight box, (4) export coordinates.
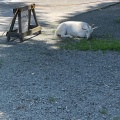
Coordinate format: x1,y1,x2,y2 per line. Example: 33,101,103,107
0,3,120,120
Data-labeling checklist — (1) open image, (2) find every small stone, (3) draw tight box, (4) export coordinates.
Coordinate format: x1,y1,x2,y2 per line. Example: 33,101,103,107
57,106,62,109
31,73,35,75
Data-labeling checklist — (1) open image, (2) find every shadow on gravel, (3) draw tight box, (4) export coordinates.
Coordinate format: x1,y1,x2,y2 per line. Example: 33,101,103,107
0,2,50,32
0,3,27,32
58,3,120,39
0,2,120,120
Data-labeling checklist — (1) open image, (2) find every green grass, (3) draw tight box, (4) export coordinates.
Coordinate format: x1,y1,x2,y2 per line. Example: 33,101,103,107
52,29,56,34
61,38,120,51
113,117,120,120
115,18,120,23
99,107,108,115
0,60,3,68
48,96,57,103
116,102,120,109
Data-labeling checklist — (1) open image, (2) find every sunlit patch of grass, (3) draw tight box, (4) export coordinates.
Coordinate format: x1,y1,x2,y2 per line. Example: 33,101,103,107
60,38,120,51
52,29,56,34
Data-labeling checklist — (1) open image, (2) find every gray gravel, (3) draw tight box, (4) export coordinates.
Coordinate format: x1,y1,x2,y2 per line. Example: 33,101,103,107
0,3,120,120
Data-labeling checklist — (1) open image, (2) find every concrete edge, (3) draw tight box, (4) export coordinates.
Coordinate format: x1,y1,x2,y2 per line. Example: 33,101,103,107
75,2,120,16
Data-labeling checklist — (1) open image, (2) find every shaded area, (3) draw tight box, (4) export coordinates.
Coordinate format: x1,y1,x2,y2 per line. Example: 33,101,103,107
0,2,27,32
59,3,120,39
0,1,119,32
0,35,120,120
0,2,120,120
0,2,50,32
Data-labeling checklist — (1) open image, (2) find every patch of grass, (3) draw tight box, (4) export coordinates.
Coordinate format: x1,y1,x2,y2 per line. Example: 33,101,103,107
116,102,120,109
52,29,56,33
48,96,57,103
61,38,120,51
113,116,120,120
0,60,3,68
102,33,113,39
115,18,120,23
99,107,108,115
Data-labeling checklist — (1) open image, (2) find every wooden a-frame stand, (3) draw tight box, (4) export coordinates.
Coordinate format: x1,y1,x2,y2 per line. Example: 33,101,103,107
6,4,42,42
